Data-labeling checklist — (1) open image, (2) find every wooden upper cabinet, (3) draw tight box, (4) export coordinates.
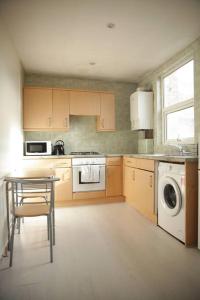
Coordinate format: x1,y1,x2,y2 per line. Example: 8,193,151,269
23,87,52,130
69,91,100,115
52,89,70,130
97,93,115,131
23,87,115,131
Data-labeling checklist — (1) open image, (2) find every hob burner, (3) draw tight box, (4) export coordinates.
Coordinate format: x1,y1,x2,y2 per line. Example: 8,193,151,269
70,151,100,155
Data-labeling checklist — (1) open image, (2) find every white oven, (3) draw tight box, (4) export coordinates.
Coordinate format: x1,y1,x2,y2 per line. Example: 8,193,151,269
72,157,106,192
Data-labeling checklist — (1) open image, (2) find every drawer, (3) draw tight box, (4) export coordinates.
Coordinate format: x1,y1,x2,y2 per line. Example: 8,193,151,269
136,158,154,172
106,157,122,166
22,159,56,169
22,158,72,168
54,159,71,167
123,157,137,168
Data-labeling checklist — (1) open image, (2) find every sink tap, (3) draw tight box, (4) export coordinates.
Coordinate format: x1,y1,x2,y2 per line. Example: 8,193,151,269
168,144,184,155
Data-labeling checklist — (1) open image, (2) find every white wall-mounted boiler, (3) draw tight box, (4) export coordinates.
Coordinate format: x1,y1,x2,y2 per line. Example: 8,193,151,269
130,91,153,130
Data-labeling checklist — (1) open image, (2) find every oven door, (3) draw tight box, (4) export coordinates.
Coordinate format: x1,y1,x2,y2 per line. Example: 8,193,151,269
72,165,105,192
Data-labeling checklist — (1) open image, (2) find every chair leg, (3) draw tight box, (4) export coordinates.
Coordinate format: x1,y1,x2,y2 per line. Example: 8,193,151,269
47,216,49,240
9,217,16,267
48,215,53,263
20,198,24,223
53,209,55,245
17,218,21,234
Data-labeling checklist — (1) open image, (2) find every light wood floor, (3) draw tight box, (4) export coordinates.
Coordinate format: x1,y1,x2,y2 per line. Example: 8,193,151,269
1,203,200,300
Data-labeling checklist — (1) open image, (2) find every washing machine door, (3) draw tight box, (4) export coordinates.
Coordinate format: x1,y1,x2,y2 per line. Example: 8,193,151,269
160,176,182,216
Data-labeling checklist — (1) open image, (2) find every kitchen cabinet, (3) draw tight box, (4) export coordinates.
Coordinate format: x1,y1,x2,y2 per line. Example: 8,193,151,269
106,157,122,197
97,93,115,131
22,158,72,202
55,167,72,202
70,90,100,115
23,87,52,130
130,91,153,130
134,168,155,222
23,87,115,132
123,157,156,223
123,165,136,205
52,89,70,130
23,87,70,131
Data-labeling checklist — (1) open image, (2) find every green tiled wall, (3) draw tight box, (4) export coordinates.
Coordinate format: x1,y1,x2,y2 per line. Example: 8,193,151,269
24,75,138,154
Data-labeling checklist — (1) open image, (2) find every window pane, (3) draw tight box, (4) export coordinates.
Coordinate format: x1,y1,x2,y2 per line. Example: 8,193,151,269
164,60,194,107
166,107,194,141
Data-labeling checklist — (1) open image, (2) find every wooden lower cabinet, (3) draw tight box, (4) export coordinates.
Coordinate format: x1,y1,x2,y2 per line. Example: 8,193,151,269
55,167,72,202
123,166,136,204
134,169,156,223
106,165,122,197
123,157,156,223
22,158,73,203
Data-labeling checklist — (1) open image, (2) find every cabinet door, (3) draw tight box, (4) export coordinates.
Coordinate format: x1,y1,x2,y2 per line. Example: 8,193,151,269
97,93,115,131
134,169,155,222
106,165,122,197
70,91,100,115
23,88,52,130
124,166,136,204
52,89,70,130
55,168,72,201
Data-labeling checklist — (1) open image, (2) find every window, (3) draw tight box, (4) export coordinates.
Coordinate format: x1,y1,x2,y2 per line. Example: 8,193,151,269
162,60,194,144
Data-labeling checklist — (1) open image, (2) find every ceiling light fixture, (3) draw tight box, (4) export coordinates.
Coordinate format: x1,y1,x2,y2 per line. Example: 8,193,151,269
107,22,115,29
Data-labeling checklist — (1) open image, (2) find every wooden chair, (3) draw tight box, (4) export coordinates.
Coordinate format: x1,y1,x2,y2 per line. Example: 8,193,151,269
5,174,59,267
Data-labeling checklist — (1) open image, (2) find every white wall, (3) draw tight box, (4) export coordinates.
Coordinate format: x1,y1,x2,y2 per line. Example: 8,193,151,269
0,18,23,255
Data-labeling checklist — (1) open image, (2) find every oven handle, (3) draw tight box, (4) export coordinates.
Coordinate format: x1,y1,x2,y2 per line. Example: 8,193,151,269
72,164,106,167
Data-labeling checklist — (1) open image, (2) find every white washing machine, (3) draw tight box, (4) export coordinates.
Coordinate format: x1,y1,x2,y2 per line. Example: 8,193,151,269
158,162,185,242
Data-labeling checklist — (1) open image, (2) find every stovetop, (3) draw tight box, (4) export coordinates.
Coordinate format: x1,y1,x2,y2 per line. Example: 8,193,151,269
70,151,100,155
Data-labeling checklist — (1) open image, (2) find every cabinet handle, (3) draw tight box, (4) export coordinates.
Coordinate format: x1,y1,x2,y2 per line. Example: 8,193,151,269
48,117,52,127
132,170,135,181
149,175,153,188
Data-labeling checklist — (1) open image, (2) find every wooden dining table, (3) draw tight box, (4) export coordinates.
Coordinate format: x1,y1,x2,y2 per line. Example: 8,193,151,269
4,168,59,253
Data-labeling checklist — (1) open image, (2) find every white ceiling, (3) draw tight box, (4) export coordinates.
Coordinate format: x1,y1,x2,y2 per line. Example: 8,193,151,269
0,0,200,83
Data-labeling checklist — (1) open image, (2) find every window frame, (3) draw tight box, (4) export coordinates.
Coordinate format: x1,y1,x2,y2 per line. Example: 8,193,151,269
161,58,194,145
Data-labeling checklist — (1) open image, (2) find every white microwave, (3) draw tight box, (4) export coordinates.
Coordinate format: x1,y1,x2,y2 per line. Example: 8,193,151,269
25,141,52,156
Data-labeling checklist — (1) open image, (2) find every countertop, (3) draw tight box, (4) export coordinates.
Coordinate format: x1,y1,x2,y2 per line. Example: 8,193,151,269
123,153,198,162
23,153,198,162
